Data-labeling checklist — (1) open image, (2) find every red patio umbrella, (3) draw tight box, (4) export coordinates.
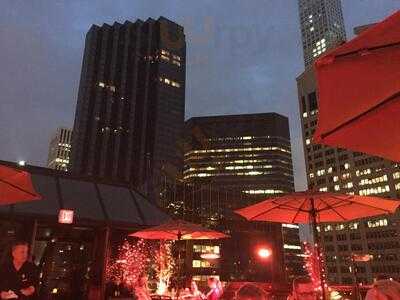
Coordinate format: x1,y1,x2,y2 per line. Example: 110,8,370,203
0,164,41,205
313,10,400,161
235,191,400,300
130,219,229,240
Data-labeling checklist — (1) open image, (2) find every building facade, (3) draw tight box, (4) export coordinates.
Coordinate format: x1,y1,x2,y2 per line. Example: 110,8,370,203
47,127,72,171
297,67,400,284
298,0,346,67
70,17,186,199
183,113,305,281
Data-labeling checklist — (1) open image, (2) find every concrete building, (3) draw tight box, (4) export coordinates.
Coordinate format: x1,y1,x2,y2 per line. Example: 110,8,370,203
297,66,400,284
298,0,346,67
70,17,186,201
183,113,305,282
47,127,72,171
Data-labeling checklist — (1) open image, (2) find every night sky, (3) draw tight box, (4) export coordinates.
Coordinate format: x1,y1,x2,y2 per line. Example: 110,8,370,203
0,1,398,190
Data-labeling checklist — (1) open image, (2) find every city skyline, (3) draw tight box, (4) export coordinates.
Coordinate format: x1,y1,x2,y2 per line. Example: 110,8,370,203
0,1,399,191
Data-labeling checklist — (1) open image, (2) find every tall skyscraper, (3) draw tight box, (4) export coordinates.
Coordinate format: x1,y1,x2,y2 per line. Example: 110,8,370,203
47,127,72,171
70,17,186,198
297,67,400,284
184,113,305,281
298,0,346,67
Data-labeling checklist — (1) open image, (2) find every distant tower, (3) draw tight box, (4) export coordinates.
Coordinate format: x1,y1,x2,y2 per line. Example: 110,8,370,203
70,17,186,199
298,0,346,67
47,127,72,171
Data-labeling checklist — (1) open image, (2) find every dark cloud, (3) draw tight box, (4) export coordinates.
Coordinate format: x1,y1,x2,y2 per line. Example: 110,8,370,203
0,0,398,191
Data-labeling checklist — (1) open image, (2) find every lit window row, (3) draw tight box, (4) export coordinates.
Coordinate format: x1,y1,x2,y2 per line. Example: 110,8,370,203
185,146,290,155
160,50,181,66
184,170,275,179
359,185,390,196
184,158,290,166
356,168,372,177
55,158,69,163
282,224,299,229
205,135,285,142
243,189,284,195
225,165,272,170
193,245,220,254
359,175,388,186
58,143,71,148
319,187,328,192
367,218,388,228
283,244,301,250
98,82,116,92
159,77,180,88
192,260,213,268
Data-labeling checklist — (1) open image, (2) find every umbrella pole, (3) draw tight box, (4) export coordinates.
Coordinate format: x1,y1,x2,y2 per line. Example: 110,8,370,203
310,198,326,300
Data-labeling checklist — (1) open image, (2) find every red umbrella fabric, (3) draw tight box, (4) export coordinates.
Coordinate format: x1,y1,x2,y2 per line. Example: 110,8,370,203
0,164,41,205
313,10,400,161
130,219,229,240
234,191,400,224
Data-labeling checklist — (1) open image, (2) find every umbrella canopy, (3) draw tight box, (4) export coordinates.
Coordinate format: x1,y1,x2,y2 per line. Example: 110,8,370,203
313,10,400,161
234,191,400,224
130,219,229,240
0,164,41,205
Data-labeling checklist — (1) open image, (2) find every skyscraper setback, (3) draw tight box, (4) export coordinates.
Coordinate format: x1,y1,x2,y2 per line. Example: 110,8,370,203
70,17,186,198
298,0,346,66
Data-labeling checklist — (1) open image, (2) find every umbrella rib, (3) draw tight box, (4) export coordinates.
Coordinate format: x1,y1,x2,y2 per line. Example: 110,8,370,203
318,197,348,221
290,197,308,223
0,178,38,198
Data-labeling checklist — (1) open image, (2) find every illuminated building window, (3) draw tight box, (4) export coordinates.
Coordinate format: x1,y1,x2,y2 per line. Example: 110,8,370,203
317,169,325,176
192,260,212,268
98,82,105,87
393,172,400,179
161,49,170,55
319,187,328,192
344,163,350,169
282,224,299,229
310,27,314,32
367,218,388,228
172,54,181,61
333,176,339,182
160,54,170,61
342,173,351,179
324,225,333,232
283,244,301,250
159,77,181,88
303,112,308,118
356,168,372,177
334,185,340,191
243,189,284,195
309,173,314,178
172,60,181,66
349,222,359,230
395,183,400,191
335,224,345,231
327,167,333,173
306,138,311,145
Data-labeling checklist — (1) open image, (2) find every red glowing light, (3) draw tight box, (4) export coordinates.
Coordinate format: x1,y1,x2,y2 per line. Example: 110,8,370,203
58,209,74,224
258,248,272,258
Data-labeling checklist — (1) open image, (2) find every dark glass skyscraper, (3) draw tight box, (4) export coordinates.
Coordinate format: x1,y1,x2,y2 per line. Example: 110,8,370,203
70,17,186,198
183,113,305,281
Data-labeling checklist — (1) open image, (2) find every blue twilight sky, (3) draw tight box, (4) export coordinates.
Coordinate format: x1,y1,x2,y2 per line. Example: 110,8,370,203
0,1,398,190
